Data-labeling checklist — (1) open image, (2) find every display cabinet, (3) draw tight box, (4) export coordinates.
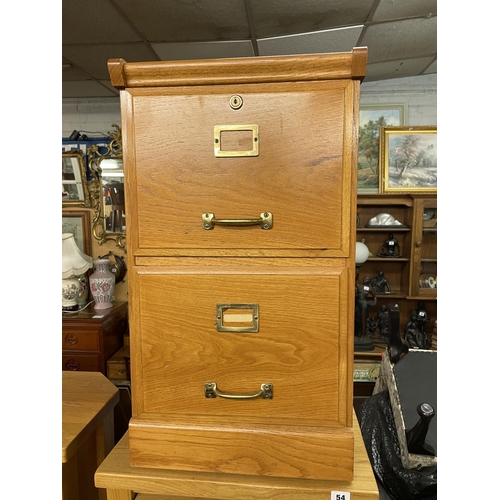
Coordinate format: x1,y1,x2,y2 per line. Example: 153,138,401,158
410,198,437,298
355,194,437,351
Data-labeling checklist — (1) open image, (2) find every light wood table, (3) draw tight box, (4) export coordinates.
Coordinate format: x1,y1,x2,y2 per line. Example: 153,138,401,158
62,371,120,500
95,411,378,500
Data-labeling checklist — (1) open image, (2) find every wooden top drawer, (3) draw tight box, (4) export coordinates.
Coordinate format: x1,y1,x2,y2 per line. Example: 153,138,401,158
62,327,99,351
126,80,355,257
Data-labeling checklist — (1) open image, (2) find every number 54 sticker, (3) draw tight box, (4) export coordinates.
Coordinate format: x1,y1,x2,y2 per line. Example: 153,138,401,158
331,493,350,500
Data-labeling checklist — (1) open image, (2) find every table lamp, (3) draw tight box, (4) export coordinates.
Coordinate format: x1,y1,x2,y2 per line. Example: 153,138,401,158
62,232,93,311
355,240,370,280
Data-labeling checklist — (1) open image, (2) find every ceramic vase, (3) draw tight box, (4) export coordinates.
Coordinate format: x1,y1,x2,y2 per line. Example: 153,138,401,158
89,259,115,310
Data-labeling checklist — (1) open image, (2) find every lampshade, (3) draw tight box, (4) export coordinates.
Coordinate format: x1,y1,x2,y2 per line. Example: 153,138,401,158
355,241,370,265
62,233,92,278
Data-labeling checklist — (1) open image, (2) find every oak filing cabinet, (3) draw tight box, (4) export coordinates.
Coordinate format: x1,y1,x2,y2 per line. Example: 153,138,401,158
109,48,367,481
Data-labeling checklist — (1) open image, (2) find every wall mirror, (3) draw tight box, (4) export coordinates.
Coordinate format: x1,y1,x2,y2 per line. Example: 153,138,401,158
62,149,90,207
88,124,126,251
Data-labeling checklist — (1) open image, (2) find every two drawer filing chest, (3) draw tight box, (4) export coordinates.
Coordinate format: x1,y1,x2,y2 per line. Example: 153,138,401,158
109,48,367,481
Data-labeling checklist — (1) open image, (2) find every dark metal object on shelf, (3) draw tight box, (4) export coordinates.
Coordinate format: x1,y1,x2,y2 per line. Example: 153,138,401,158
354,276,377,351
370,270,392,293
378,233,401,258
387,304,408,363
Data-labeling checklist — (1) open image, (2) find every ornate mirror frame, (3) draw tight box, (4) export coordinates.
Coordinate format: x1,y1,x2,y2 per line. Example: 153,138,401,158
87,124,126,251
62,149,90,207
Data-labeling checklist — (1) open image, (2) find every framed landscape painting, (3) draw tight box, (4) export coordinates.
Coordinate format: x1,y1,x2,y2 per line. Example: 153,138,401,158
358,104,407,193
379,126,437,194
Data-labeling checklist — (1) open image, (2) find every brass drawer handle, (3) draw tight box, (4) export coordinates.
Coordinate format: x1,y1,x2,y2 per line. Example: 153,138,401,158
204,382,273,400
202,212,272,230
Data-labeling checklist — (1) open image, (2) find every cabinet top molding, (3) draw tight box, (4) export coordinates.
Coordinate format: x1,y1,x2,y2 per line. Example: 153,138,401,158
108,47,367,89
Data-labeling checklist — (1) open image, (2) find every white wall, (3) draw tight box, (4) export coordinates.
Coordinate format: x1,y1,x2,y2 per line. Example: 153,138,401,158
62,74,437,136
360,74,437,126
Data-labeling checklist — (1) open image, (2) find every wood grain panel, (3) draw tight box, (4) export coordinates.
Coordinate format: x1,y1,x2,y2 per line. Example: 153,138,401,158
129,415,353,481
134,264,349,423
129,80,349,253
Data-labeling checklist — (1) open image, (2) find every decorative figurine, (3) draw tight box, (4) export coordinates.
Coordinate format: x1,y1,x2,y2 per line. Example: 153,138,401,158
405,301,429,349
404,311,427,349
370,270,392,294
354,276,377,351
367,213,406,227
376,304,390,339
378,233,401,258
415,301,429,330
367,316,378,337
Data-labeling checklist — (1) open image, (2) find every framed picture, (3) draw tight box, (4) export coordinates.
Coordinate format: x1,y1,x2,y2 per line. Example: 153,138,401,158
62,149,90,207
358,104,407,193
62,210,92,256
379,126,437,194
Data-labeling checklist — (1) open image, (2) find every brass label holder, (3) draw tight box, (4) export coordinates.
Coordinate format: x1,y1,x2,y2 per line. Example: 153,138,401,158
216,303,259,332
214,124,259,157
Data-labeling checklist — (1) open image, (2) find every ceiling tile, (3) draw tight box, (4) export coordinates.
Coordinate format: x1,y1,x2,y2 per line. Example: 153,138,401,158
62,0,141,44
372,0,437,22
116,0,249,42
423,59,437,74
257,26,364,57
152,40,254,61
359,17,437,63
364,56,436,82
62,43,159,80
62,63,93,82
62,81,118,98
99,80,121,95
250,0,372,38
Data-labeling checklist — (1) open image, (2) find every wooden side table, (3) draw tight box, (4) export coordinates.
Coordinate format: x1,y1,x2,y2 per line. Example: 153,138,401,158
95,411,378,500
62,371,120,500
62,301,128,375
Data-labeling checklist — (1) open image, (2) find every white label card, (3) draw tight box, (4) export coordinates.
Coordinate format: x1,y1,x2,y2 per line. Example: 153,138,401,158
331,493,350,500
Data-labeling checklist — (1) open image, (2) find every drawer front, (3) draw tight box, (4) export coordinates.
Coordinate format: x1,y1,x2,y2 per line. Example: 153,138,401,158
62,327,99,351
62,353,100,372
134,263,352,425
128,80,354,254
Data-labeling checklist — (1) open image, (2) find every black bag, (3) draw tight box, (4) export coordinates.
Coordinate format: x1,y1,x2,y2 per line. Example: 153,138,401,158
358,390,437,500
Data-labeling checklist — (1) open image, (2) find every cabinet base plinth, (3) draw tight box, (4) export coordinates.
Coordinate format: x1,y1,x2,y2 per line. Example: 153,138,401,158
129,416,354,481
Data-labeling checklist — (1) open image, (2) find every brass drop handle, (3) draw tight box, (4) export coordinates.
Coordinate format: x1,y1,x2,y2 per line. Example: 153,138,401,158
204,382,273,400
202,212,273,230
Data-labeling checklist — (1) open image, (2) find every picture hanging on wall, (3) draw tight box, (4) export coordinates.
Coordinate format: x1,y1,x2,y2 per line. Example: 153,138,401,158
358,104,407,193
62,210,92,256
379,126,437,194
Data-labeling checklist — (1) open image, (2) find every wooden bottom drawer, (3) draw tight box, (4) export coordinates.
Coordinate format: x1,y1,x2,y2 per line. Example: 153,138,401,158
62,353,100,372
107,346,130,380
129,261,354,480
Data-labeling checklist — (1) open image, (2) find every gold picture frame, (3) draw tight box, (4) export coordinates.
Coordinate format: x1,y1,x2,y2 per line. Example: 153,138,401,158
379,126,437,194
62,149,90,207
